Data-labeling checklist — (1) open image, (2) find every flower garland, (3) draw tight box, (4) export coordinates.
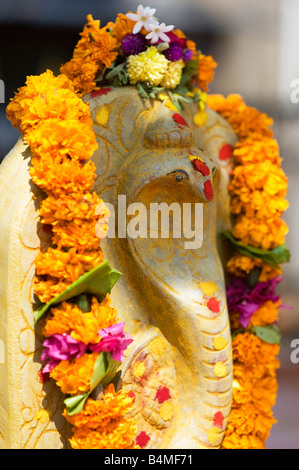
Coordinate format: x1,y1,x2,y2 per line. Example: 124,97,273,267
207,94,290,449
6,70,138,449
60,7,216,114
6,4,290,450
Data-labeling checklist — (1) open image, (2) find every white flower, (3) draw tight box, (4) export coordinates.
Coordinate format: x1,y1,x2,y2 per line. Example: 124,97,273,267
145,22,174,44
126,4,158,34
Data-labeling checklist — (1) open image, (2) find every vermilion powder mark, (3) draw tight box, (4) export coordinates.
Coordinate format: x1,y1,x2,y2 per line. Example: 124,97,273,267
219,143,233,161
90,88,112,98
191,158,210,176
213,411,224,429
155,386,171,403
172,113,188,126
136,431,150,448
203,180,213,200
128,391,136,403
207,297,220,313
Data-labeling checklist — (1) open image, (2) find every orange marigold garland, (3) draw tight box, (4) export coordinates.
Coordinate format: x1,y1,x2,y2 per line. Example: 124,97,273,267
7,69,137,449
207,93,290,449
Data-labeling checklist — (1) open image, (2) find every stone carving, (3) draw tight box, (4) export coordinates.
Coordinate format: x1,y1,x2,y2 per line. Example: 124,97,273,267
0,86,237,448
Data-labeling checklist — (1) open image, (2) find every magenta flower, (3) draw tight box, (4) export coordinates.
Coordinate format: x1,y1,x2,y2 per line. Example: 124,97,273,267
90,323,133,362
164,42,183,61
41,334,87,373
226,276,282,328
183,49,193,63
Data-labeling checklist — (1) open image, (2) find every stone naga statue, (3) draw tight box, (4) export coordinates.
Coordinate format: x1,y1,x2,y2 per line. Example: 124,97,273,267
0,86,237,449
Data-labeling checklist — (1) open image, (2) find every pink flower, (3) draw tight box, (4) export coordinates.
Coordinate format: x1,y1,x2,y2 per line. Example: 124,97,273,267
90,323,133,362
41,334,87,373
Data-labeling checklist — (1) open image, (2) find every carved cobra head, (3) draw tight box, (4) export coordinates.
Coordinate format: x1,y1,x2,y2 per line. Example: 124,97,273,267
86,86,237,448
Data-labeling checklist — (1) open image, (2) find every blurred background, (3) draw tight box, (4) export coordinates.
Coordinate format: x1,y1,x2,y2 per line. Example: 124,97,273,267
0,0,298,449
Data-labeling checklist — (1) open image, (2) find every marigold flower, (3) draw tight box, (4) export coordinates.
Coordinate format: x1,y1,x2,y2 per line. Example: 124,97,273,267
69,417,138,449
30,157,96,197
232,332,280,367
26,118,98,162
249,300,281,327
232,214,289,251
39,192,102,225
35,247,103,283
34,276,72,304
207,93,246,117
6,70,83,132
64,384,134,429
49,351,98,395
226,253,282,281
42,296,118,343
51,218,101,253
233,137,281,166
197,54,217,92
112,13,139,43
161,59,184,89
127,46,169,86
60,15,118,96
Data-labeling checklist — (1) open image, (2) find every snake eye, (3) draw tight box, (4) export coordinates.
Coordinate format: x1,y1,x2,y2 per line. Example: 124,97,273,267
167,169,189,182
212,166,219,178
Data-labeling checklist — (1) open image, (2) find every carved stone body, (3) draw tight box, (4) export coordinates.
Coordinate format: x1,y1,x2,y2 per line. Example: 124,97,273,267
0,87,237,448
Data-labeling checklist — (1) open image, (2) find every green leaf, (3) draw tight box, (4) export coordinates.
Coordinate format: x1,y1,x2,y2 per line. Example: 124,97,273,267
136,82,149,99
75,294,90,313
64,392,89,416
179,59,199,87
157,42,169,52
34,259,122,324
220,231,291,268
64,352,110,416
252,325,282,345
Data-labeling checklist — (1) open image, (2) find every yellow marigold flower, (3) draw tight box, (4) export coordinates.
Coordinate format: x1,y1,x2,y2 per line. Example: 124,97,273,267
39,192,102,225
34,276,72,304
230,162,288,197
61,58,100,97
60,15,118,96
52,218,101,253
50,352,98,395
64,384,134,429
222,432,265,450
69,417,138,449
35,247,103,283
26,118,98,162
249,300,281,327
197,54,217,92
232,332,280,367
30,157,96,197
161,59,184,89
233,137,281,166
42,295,118,343
112,13,139,43
207,93,246,118
228,106,273,139
232,214,289,250
127,46,169,86
226,253,282,281
6,70,85,132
